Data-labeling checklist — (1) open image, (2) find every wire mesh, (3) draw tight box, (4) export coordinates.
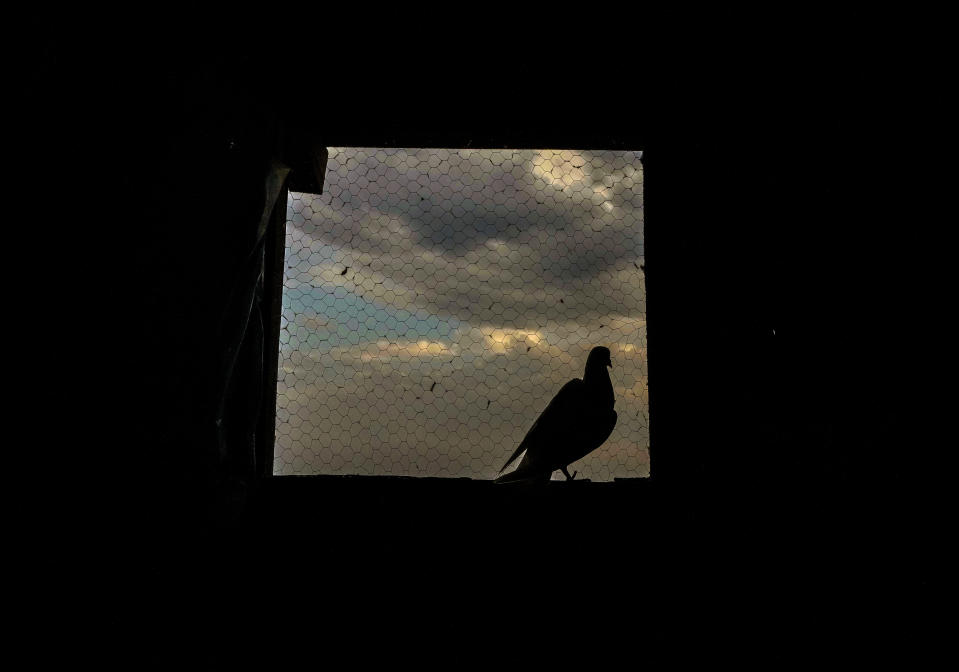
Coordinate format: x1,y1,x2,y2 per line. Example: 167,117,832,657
274,148,646,480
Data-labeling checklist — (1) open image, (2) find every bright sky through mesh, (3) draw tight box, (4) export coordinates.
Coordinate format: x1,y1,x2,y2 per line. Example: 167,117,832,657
275,148,646,480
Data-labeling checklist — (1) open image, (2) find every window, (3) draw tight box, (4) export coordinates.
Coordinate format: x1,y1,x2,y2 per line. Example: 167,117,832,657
274,148,646,480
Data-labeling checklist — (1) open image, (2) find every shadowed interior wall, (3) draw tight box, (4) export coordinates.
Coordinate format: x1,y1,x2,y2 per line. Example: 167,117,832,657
88,31,944,667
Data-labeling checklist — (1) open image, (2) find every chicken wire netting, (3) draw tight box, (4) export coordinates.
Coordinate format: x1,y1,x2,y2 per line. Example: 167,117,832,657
274,148,646,480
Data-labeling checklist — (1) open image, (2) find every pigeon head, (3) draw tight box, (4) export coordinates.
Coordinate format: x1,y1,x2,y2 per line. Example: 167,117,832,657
586,346,613,371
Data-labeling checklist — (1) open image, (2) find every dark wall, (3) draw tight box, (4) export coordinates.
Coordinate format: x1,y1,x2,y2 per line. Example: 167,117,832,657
92,34,938,664
651,134,910,488
105,37,930,518
106,46,278,530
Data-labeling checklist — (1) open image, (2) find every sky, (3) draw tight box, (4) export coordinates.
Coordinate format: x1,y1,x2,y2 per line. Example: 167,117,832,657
274,148,646,480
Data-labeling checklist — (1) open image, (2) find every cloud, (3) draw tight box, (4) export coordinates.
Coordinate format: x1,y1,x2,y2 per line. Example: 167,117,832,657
275,148,647,480
293,147,642,306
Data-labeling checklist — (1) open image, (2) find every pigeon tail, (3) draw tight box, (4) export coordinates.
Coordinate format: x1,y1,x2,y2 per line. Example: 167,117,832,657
498,443,528,474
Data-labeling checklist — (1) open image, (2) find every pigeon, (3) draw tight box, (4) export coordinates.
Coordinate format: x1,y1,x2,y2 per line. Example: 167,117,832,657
495,346,617,483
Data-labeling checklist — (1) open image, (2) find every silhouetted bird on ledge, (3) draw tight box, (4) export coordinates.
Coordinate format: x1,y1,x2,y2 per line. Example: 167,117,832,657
495,346,617,483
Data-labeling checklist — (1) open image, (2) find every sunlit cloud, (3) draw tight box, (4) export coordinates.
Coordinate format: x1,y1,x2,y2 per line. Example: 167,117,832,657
531,150,591,193
338,339,459,364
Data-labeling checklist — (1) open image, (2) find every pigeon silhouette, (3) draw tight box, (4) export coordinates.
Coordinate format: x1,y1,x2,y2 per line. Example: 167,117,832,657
495,346,617,483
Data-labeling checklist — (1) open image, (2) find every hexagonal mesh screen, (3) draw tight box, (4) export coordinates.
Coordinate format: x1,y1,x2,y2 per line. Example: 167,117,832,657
275,148,646,480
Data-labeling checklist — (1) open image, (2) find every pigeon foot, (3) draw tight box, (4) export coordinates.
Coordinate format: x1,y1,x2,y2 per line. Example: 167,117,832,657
561,467,577,481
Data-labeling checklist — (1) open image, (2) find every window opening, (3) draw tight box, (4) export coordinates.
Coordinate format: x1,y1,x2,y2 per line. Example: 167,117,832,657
275,148,646,480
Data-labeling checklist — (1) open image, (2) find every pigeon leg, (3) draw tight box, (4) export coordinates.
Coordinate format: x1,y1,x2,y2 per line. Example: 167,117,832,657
561,466,577,481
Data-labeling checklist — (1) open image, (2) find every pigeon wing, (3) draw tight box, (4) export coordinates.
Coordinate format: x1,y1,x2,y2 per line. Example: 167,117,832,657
498,379,585,474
